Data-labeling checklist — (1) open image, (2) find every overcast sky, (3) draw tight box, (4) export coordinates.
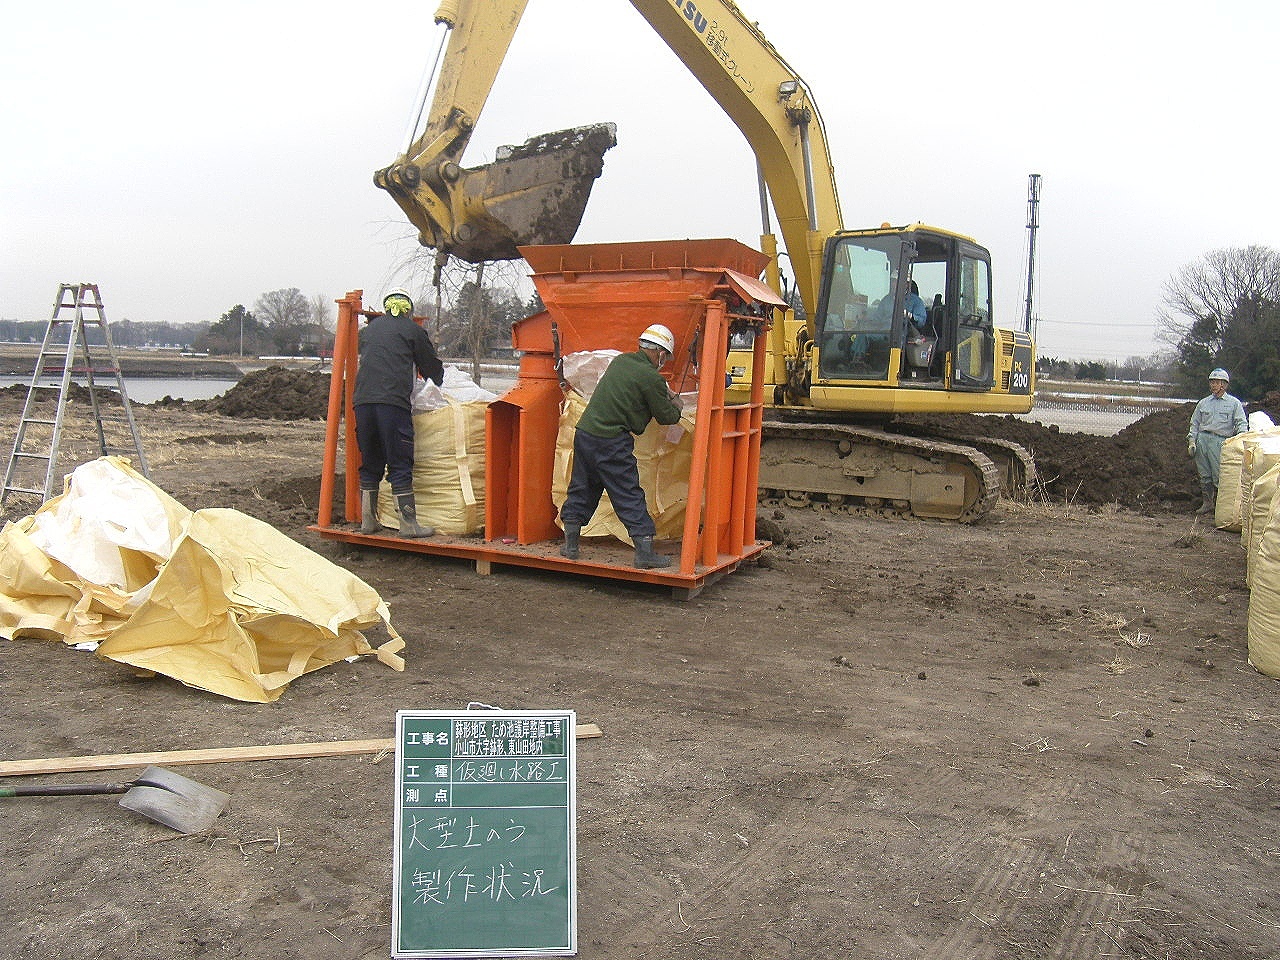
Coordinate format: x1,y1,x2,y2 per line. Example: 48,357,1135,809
3,1,1276,362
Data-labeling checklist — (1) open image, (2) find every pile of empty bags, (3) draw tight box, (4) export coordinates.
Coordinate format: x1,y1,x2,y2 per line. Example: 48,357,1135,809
0,457,404,702
1214,412,1280,678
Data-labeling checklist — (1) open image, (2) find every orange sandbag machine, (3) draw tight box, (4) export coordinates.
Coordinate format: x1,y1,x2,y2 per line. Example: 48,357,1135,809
311,238,778,598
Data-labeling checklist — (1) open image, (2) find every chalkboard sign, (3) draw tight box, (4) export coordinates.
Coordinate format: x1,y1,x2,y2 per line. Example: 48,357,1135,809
391,709,577,958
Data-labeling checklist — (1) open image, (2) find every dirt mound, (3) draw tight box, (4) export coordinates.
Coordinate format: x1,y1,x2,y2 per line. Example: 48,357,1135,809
899,390,1280,511
897,407,1199,510
1251,390,1280,423
0,381,122,405
197,366,331,420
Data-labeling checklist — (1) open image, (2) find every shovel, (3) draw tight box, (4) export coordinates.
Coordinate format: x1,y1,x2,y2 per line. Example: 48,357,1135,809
0,765,231,833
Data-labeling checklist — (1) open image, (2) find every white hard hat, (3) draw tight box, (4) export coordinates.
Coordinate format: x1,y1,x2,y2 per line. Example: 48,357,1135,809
1209,367,1230,382
638,323,676,355
383,287,414,312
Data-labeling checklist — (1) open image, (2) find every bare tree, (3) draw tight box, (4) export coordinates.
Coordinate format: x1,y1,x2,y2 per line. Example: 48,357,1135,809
310,293,334,332
1156,246,1280,396
253,287,311,354
467,262,487,381
1157,246,1280,348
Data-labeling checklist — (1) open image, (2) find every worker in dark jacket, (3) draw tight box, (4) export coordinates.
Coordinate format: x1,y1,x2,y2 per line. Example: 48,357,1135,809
560,324,684,569
353,288,444,537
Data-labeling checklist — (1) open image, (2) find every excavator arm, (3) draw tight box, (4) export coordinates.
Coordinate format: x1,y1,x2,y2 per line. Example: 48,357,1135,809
374,0,842,322
373,0,616,263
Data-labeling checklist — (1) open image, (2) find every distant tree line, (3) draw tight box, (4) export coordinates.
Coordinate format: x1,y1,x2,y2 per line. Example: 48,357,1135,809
0,317,203,348
195,288,336,356
0,287,340,357
1037,355,1173,384
195,274,541,362
1158,245,1280,400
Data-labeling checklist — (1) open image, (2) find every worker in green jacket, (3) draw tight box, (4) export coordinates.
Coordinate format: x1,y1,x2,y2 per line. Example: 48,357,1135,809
561,324,684,568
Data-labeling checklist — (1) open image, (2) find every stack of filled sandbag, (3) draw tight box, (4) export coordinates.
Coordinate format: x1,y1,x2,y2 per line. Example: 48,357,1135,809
1247,472,1280,678
1242,413,1280,678
1215,416,1280,531
1246,464,1280,590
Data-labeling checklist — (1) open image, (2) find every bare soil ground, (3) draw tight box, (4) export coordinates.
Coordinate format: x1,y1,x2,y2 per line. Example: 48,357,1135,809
1,375,1278,960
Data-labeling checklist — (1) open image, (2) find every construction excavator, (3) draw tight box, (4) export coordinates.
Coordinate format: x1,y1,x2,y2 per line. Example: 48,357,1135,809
373,0,1037,522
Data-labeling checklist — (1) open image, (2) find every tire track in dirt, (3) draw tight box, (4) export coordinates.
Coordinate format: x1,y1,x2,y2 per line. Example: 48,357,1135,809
596,784,839,957
925,834,1053,959
924,799,1150,958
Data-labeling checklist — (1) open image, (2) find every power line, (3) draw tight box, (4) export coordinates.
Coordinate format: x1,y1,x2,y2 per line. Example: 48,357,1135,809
1037,319,1155,328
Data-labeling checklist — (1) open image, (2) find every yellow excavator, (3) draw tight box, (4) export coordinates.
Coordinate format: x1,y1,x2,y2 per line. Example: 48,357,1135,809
374,0,1036,522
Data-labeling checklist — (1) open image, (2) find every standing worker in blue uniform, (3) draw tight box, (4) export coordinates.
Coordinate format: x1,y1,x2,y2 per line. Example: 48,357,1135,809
354,288,444,537
560,324,685,569
1187,367,1247,515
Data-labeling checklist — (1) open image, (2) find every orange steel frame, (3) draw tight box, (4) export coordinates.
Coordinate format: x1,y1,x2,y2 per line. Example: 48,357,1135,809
310,239,773,599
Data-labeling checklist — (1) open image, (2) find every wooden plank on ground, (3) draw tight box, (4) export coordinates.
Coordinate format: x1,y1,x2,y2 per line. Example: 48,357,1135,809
0,724,603,778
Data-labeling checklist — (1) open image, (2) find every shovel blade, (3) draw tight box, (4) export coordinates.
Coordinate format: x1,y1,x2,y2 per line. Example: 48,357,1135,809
118,766,230,833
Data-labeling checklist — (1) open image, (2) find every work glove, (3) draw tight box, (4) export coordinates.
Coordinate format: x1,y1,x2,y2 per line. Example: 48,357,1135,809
1187,439,1196,456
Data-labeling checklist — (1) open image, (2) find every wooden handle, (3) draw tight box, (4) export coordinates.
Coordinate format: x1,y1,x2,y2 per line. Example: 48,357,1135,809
0,783,130,797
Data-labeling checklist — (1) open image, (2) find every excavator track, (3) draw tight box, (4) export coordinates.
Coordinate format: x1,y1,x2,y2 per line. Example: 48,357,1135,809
758,421,1003,523
955,436,1038,497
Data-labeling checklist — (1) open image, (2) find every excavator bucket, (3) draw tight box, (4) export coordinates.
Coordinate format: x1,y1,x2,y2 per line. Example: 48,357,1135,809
376,123,617,264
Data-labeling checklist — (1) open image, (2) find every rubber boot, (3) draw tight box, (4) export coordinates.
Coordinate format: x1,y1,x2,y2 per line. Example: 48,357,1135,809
560,523,580,560
1196,482,1216,515
634,536,671,569
393,490,434,538
360,488,382,534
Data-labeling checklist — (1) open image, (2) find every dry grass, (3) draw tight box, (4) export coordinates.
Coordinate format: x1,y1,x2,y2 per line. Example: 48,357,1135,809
1074,607,1156,651
1106,655,1133,675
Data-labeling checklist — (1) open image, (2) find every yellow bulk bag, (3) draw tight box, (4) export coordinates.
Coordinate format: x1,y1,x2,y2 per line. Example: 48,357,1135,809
1246,464,1280,590
377,400,489,536
1247,490,1280,679
98,509,403,702
1239,435,1280,550
551,390,695,545
1215,435,1249,531
0,457,191,645
1,457,404,702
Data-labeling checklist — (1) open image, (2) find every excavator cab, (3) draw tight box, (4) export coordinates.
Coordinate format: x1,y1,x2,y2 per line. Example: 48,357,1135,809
814,225,995,391
726,222,1032,418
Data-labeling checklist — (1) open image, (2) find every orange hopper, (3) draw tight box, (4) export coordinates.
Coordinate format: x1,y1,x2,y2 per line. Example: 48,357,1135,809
311,238,779,599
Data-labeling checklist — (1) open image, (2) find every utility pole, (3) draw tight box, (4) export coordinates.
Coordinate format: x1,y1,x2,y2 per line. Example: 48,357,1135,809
1023,173,1042,338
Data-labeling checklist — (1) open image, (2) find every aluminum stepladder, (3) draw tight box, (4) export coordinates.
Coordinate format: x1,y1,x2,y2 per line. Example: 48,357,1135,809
2,283,150,506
